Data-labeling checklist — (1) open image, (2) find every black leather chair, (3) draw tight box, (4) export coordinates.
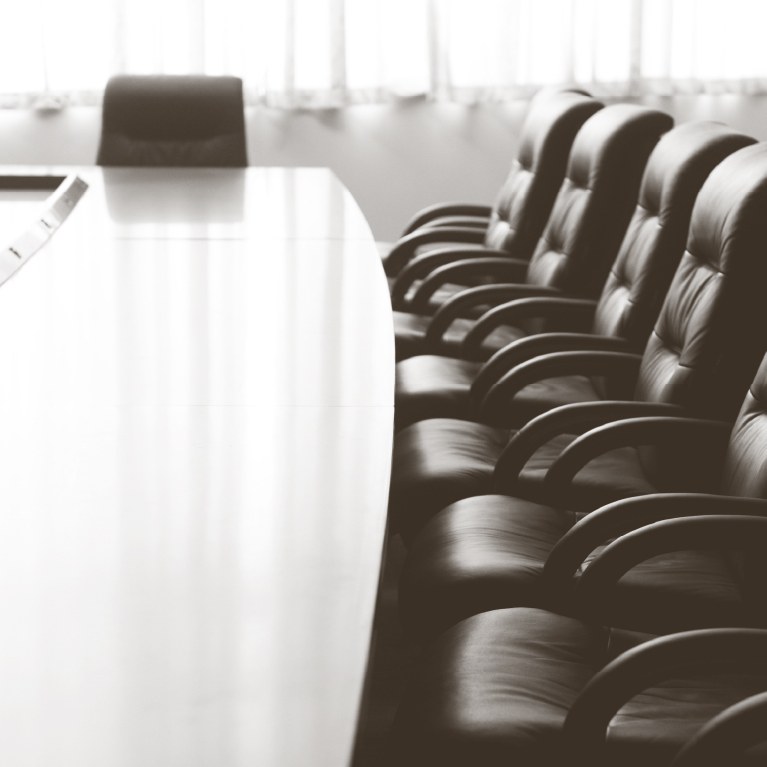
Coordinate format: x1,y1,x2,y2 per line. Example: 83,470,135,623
388,142,767,543
391,619,767,766
394,122,755,430
394,104,672,361
382,88,592,258
385,90,602,305
96,75,247,167
399,350,767,639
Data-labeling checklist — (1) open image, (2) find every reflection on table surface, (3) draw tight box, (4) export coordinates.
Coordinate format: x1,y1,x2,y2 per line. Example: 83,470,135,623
0,167,393,767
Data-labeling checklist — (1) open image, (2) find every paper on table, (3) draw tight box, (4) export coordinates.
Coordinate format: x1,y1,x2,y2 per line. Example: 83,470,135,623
0,175,88,288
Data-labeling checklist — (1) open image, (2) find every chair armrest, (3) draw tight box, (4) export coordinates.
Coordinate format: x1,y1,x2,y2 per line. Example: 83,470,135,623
402,202,493,235
470,332,631,411
411,257,531,313
491,400,684,493
543,493,767,594
574,515,767,619
672,691,767,767
563,625,767,762
385,227,487,276
422,283,557,348
461,297,600,358
390,248,493,308
544,416,731,506
479,350,644,423
419,215,492,230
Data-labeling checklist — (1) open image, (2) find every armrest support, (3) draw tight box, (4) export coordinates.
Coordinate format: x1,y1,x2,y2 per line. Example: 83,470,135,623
391,248,511,308
543,494,767,593
423,283,559,347
544,417,731,505
384,226,487,276
491,400,684,494
470,332,631,411
410,256,531,313
479,350,644,423
672,691,767,767
402,202,493,235
462,298,599,358
411,257,531,313
574,514,767,618
391,248,480,308
563,626,767,762
419,215,492,230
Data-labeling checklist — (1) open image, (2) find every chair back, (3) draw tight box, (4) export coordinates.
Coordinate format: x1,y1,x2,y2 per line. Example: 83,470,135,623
525,104,672,299
634,143,767,489
97,75,247,167
635,143,767,419
484,90,602,257
592,122,755,350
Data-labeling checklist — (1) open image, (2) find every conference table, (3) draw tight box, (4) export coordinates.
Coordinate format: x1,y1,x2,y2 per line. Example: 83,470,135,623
0,167,394,766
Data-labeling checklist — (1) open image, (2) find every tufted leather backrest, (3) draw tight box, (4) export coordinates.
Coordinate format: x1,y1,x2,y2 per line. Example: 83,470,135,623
634,143,767,421
592,122,755,350
634,143,767,492
525,104,673,300
484,91,603,256
720,353,767,605
722,354,767,499
97,75,247,167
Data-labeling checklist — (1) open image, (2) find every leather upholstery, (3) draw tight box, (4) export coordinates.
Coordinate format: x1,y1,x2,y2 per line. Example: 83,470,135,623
393,104,672,360
483,91,603,255
97,75,247,167
400,493,751,639
592,122,755,349
523,105,671,299
385,90,602,273
397,347,767,644
394,313,525,361
394,122,755,430
392,608,767,766
388,142,767,541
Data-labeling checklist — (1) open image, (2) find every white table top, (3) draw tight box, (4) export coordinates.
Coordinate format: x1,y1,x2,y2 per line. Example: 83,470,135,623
0,168,394,767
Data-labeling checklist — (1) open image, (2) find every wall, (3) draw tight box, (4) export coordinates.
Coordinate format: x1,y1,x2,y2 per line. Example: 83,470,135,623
1,94,766,241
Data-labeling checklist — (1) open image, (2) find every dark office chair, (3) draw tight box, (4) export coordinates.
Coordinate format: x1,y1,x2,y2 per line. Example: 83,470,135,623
96,75,247,167
392,619,767,766
394,104,672,361
383,88,593,261
385,90,602,305
399,350,767,639
388,142,767,543
394,122,754,430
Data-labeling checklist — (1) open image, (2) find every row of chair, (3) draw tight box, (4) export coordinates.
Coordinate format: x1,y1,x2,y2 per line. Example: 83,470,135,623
380,89,767,764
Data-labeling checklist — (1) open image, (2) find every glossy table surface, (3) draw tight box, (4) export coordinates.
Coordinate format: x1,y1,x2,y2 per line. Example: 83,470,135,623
0,168,394,767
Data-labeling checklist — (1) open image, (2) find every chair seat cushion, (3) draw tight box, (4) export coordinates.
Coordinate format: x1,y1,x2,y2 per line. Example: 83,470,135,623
394,312,525,361
389,419,511,541
400,495,752,639
392,608,609,766
389,418,658,541
400,495,575,637
513,433,659,509
395,356,482,429
392,607,767,767
395,357,603,430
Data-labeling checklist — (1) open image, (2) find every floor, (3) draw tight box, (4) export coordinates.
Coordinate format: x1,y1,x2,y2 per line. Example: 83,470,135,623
352,534,413,766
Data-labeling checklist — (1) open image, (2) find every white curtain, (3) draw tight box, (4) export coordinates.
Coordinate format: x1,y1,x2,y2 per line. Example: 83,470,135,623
1,0,766,109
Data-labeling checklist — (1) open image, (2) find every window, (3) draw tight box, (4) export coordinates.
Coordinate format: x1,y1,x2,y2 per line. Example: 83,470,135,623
1,0,765,109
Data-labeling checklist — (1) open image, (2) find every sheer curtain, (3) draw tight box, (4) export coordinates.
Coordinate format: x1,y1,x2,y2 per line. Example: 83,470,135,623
1,0,766,109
